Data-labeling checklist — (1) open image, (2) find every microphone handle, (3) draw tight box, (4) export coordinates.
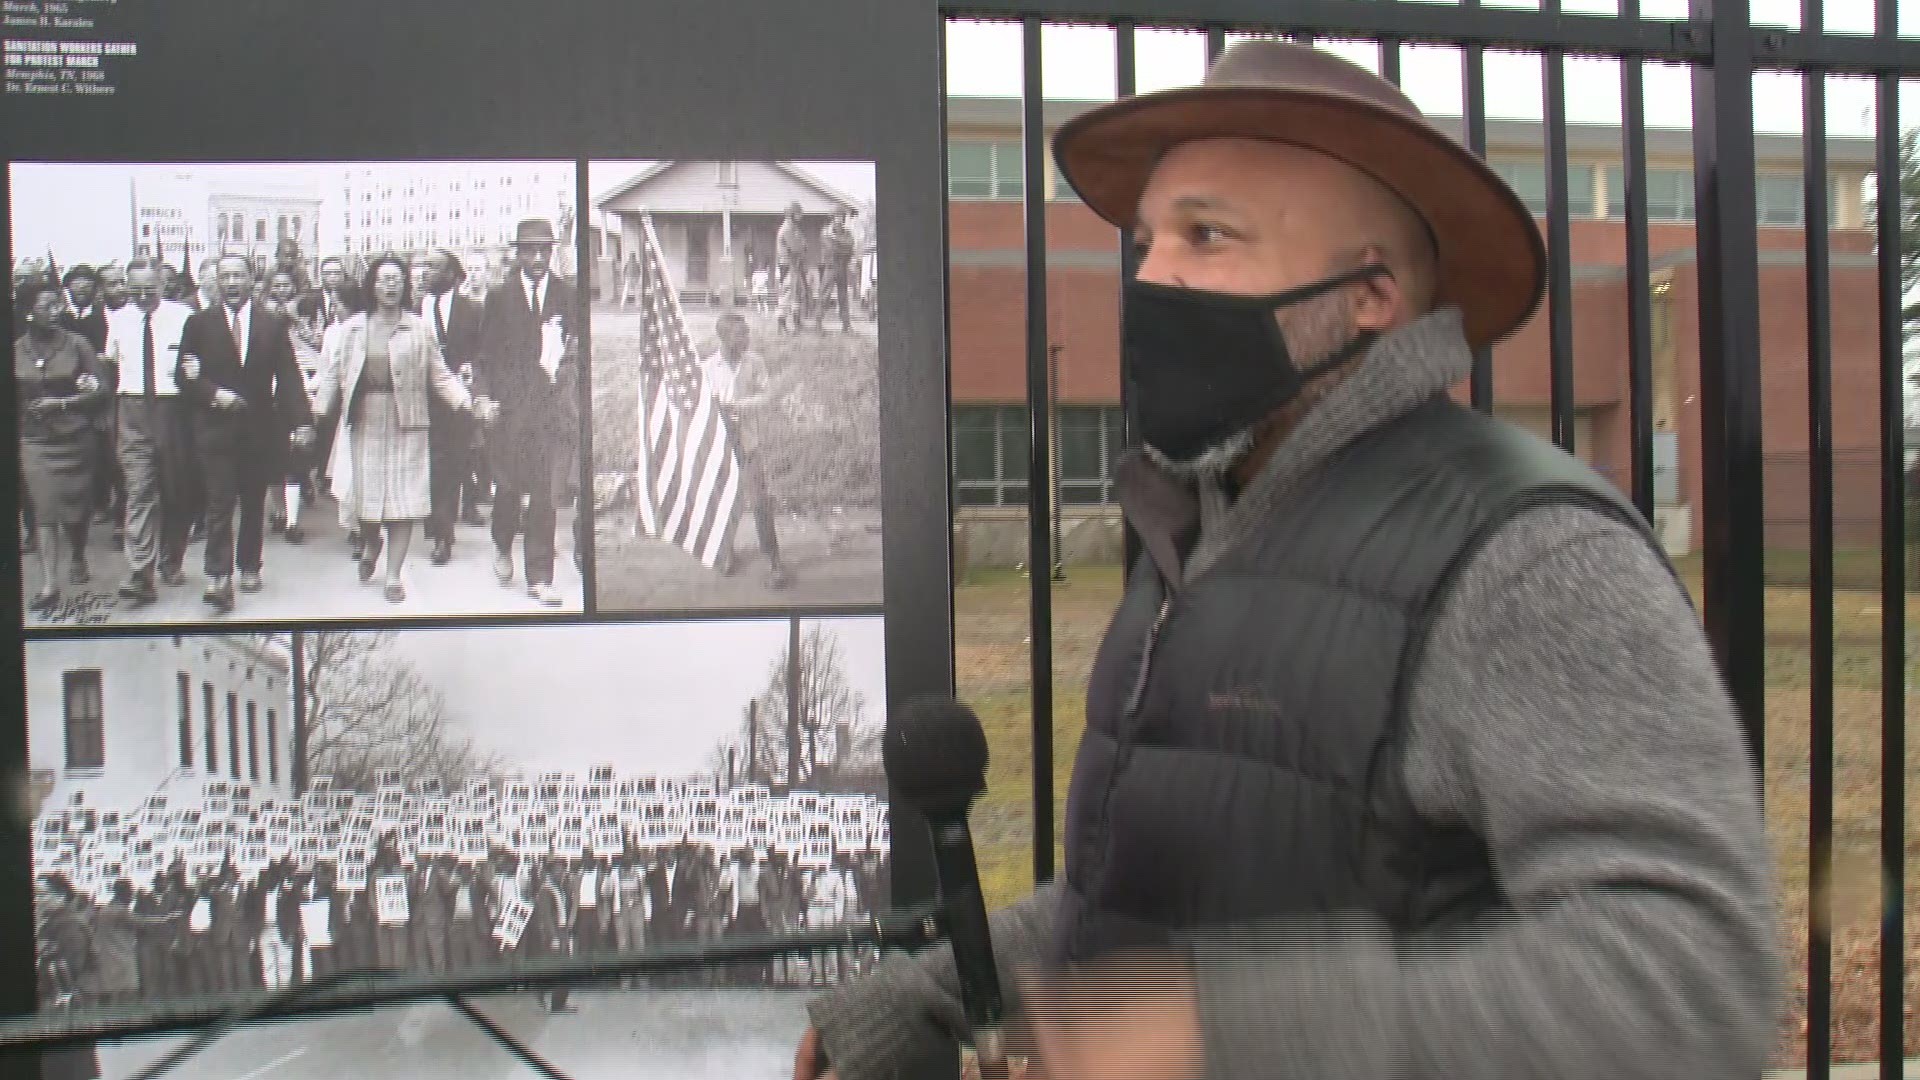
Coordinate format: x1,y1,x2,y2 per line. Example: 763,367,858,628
926,811,1010,1080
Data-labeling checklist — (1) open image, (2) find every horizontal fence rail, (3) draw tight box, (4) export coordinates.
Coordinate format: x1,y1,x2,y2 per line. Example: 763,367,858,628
939,4,1915,1080
948,0,1920,71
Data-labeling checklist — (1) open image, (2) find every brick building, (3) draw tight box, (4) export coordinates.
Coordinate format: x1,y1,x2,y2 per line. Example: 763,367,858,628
944,95,1883,565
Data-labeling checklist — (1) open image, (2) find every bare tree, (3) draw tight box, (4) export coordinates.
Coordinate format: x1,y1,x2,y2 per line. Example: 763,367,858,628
720,624,879,792
297,631,504,791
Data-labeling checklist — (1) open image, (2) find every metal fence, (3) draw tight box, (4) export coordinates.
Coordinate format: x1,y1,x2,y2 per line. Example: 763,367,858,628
939,2,1916,1075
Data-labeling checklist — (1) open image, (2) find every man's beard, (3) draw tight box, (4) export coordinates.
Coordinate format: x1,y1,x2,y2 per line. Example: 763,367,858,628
1139,287,1362,485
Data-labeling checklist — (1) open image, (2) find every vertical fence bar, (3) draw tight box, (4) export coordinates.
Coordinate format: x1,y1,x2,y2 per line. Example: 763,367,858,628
1687,0,1768,763
940,14,959,666
1801,41,1836,1080
1620,0,1657,524
1461,9,1494,412
1020,15,1057,887
1543,36,1576,453
1207,25,1226,62
1117,19,1142,578
1871,41,1906,1080
1379,35,1402,86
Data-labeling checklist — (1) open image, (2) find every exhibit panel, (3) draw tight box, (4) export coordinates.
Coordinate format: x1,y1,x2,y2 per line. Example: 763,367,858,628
1,2,951,1077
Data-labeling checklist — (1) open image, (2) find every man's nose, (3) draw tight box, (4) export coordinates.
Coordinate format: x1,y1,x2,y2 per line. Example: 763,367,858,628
1132,240,1180,287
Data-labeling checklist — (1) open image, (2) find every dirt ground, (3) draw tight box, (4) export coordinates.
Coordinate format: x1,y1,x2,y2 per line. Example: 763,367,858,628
593,507,882,611
589,303,883,611
953,565,1920,1066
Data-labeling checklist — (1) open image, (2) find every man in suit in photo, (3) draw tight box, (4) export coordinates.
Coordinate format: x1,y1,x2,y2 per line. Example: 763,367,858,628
474,218,577,607
315,256,358,327
420,248,485,565
176,253,317,612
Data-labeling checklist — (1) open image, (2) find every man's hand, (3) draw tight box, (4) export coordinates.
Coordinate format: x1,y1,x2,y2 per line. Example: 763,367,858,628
74,372,100,394
1012,957,1204,1080
212,389,243,410
180,355,202,381
793,1025,835,1080
289,426,317,451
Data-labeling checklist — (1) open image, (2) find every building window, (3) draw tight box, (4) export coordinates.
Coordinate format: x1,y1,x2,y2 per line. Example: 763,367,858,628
948,141,1024,201
254,219,265,242
216,218,228,242
62,670,104,773
267,710,279,785
277,215,288,239
203,683,218,775
1756,173,1805,226
1489,161,1596,218
227,692,241,780
1606,166,1694,221
177,673,193,769
718,161,738,186
247,702,260,782
1057,405,1126,505
1051,162,1081,203
954,404,1030,507
292,215,302,237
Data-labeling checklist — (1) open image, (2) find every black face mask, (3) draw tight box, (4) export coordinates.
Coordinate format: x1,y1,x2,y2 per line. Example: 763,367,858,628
1121,265,1388,464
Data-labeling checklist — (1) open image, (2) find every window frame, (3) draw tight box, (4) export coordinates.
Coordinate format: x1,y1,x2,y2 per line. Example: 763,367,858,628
62,669,105,774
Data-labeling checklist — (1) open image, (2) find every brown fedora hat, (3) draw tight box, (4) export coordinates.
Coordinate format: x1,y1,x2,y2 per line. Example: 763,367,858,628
1053,39,1545,349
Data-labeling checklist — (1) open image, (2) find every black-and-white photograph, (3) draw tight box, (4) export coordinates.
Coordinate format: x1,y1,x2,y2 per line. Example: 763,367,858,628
9,161,587,626
26,616,891,1078
587,161,883,612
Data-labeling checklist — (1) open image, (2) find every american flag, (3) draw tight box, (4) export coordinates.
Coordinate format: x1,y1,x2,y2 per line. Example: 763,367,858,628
633,212,743,569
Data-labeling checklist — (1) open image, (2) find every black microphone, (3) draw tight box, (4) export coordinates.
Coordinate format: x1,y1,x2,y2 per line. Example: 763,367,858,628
885,695,1009,1080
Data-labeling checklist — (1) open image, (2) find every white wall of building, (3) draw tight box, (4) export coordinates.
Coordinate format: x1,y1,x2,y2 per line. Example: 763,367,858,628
28,636,297,817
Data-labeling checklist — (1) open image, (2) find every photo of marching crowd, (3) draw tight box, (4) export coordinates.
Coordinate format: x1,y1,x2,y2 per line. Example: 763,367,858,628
588,161,884,612
8,161,587,626
26,619,891,1022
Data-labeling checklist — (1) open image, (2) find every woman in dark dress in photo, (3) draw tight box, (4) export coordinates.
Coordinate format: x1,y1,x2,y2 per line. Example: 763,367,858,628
15,278,109,612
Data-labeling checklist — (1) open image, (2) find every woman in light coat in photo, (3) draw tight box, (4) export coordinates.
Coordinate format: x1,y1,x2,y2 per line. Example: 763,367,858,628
311,254,493,602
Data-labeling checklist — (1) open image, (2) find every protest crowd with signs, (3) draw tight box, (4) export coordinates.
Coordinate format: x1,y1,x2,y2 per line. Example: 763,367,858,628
31,765,891,1008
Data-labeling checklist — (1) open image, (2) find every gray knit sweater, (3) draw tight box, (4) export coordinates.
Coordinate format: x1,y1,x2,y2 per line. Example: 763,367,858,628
806,307,1780,1080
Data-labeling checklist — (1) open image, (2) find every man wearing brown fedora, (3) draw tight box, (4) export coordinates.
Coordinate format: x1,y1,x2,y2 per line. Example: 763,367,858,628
797,39,1775,1080
474,217,578,607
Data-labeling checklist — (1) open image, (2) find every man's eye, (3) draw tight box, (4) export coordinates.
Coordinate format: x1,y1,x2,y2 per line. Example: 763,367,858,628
1188,223,1230,244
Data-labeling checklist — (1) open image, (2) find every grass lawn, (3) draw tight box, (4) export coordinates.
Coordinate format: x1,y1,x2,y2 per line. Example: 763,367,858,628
951,556,1920,1067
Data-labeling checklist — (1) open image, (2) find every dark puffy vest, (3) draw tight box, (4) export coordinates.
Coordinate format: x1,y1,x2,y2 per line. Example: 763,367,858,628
1054,396,1659,965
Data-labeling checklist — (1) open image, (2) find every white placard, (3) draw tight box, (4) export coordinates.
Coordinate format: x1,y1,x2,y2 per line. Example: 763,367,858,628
374,873,410,926
493,894,532,950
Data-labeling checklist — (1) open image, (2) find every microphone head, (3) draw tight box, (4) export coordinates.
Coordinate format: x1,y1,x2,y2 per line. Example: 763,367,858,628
885,695,989,815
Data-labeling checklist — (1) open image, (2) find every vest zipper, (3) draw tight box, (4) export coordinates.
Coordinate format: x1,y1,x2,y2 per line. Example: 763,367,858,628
1123,592,1173,719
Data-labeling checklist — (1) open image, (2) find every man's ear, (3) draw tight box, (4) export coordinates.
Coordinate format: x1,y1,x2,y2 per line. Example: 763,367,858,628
1350,245,1407,333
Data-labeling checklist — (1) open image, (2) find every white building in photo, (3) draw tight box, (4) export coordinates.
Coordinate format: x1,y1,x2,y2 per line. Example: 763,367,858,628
28,635,299,819
331,162,576,270
591,160,871,306
208,181,324,270
26,163,575,288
